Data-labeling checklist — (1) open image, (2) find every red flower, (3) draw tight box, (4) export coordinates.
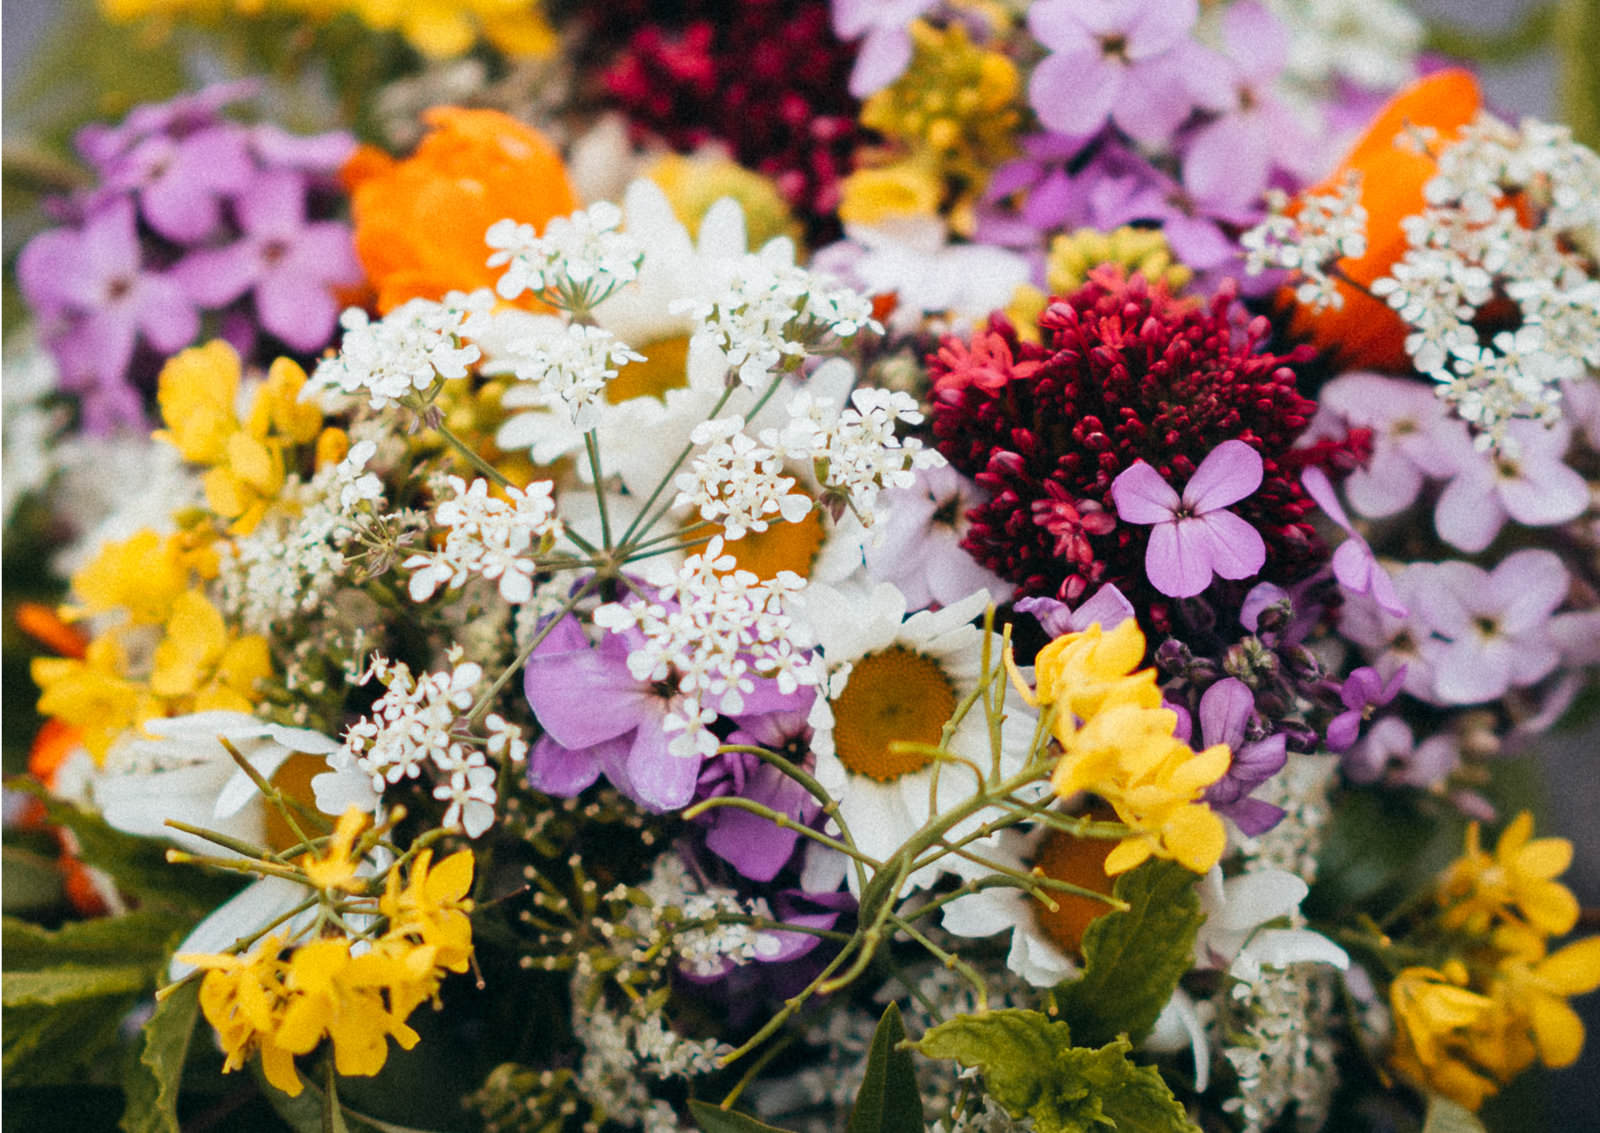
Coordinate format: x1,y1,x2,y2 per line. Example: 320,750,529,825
931,269,1326,629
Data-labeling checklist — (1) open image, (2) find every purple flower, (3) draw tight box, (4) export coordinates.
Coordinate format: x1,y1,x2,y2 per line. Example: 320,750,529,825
1193,678,1286,835
1344,716,1458,788
1026,0,1204,144
1326,666,1406,752
1301,467,1406,617
1338,569,1443,703
695,706,821,882
1111,439,1267,598
830,0,940,97
98,124,255,245
1016,583,1135,638
174,171,361,352
1415,550,1568,705
16,199,198,425
248,123,357,173
1312,372,1470,518
1434,419,1587,554
1179,2,1315,213
864,463,1016,611
74,80,258,170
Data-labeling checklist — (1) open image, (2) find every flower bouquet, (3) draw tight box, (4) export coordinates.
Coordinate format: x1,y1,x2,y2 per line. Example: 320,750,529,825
5,1,1600,1131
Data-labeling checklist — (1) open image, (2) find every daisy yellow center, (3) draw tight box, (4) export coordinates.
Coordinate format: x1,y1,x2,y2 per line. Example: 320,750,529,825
715,506,828,580
605,334,690,403
1030,823,1116,956
264,753,327,853
831,646,956,782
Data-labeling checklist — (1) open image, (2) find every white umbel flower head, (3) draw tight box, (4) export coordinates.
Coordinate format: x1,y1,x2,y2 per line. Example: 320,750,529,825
311,291,491,409
486,200,643,311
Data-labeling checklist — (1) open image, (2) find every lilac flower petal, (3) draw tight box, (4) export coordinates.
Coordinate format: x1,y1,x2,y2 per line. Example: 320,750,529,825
1499,459,1588,527
1222,0,1288,79
1190,510,1266,581
1491,549,1568,635
1325,709,1362,752
1219,796,1285,836
849,26,914,98
174,244,260,308
1303,466,1354,535
258,272,339,352
1346,449,1426,518
236,171,308,239
133,274,200,352
1030,52,1123,137
1146,520,1214,597
1433,638,1513,705
1183,440,1263,513
1070,583,1135,631
1125,0,1198,55
1239,582,1288,632
1184,115,1272,214
1198,678,1253,750
1111,459,1181,524
250,124,356,172
524,619,652,747
526,733,607,797
625,727,700,811
1435,475,1505,553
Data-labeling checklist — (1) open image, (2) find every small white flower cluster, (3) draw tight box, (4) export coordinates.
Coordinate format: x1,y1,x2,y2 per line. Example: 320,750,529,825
593,537,819,758
777,386,943,526
673,417,812,540
403,476,561,604
333,440,385,511
675,252,882,388
1374,113,1600,449
624,854,786,979
1265,0,1422,91
1242,172,1368,310
219,479,353,633
312,292,491,410
1233,755,1337,883
486,201,643,311
1218,965,1342,1133
338,650,519,838
506,322,645,429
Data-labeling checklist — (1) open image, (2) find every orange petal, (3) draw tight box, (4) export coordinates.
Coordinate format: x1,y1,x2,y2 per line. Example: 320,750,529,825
16,602,89,659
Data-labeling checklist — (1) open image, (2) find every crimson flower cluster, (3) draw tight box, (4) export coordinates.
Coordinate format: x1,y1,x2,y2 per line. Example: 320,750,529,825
591,0,866,233
930,271,1326,629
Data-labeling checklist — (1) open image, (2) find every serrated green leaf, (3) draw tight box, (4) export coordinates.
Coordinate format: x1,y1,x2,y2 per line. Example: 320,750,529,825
847,1002,922,1133
1053,860,1204,1047
119,978,200,1133
3,963,150,1006
1424,1095,1488,1133
687,1099,797,1132
914,1009,1072,1117
3,910,190,969
915,1011,1194,1133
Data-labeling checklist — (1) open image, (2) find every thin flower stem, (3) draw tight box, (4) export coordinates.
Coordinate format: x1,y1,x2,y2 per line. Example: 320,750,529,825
628,520,717,553
719,1036,795,1112
432,420,515,490
717,939,858,1067
164,850,310,885
467,573,601,726
583,429,612,548
217,737,312,850
616,384,739,549
163,820,277,862
942,844,1126,908
622,536,715,563
888,914,988,1010
715,744,871,894
680,796,879,866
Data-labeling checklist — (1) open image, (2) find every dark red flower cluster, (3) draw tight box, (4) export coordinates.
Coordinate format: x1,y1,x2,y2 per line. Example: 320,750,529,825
930,270,1328,628
593,0,866,233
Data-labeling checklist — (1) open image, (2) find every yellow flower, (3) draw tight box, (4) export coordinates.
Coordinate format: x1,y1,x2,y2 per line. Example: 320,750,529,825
32,636,159,760
277,938,421,1080
838,161,946,226
1496,937,1600,1070
182,934,304,1096
155,340,241,465
381,848,476,974
1439,811,1579,940
245,357,323,448
1045,227,1192,297
149,590,271,710
1023,620,1162,746
69,530,192,627
646,153,800,249
301,807,369,893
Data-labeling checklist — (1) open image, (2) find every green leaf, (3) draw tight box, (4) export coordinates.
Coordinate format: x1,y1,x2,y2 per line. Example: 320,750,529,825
687,1099,797,1132
1053,860,1204,1047
325,1061,352,1133
119,979,201,1133
847,1002,922,1133
1423,1095,1489,1133
3,910,190,969
2,963,150,1006
3,997,136,1085
915,1012,1194,1133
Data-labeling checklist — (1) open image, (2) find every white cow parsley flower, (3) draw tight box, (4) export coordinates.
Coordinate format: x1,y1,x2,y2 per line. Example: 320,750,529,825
1242,173,1367,310
506,322,645,428
311,291,490,409
486,201,643,311
673,417,812,540
402,476,561,604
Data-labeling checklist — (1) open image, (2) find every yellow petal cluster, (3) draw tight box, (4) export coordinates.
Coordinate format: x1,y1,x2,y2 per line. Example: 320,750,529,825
1388,812,1600,1109
156,343,325,535
1019,620,1229,875
179,842,476,1098
32,531,271,760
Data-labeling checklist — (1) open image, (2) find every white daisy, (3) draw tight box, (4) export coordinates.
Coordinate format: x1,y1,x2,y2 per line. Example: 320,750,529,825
939,828,1081,988
797,581,1038,896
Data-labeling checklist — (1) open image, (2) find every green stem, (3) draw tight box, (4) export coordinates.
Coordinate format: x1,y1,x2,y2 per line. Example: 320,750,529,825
616,384,739,549
433,420,514,490
467,573,601,726
681,797,880,866
583,429,612,548
889,914,988,1010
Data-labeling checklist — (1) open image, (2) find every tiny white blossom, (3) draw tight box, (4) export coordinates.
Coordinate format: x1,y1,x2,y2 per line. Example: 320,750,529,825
486,201,643,310
311,292,490,409
334,440,385,511
507,322,645,428
673,417,812,540
402,476,561,604
1241,173,1368,307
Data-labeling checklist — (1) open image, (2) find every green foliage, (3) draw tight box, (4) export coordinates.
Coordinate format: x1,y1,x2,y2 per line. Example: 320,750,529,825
914,1010,1195,1133
3,963,150,1006
687,1099,797,1132
3,908,191,968
119,978,201,1133
847,1002,922,1133
1052,860,1204,1047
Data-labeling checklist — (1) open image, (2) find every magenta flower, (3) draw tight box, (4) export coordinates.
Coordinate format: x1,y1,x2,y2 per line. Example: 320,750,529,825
1193,678,1286,836
698,707,821,882
174,171,362,352
1301,467,1406,617
1016,584,1135,638
1434,419,1587,554
99,125,255,245
1326,666,1406,752
1026,0,1204,144
1111,439,1267,598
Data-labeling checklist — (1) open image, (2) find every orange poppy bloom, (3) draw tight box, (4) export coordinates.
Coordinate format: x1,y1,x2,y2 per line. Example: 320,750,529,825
343,107,578,313
1286,69,1483,372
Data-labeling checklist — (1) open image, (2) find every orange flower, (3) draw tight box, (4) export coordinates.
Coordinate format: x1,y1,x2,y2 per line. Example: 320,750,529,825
343,108,577,313
1285,69,1482,372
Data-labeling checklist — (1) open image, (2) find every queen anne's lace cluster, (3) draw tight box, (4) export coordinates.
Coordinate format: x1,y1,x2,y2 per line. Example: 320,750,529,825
1241,173,1368,310
506,323,645,428
1217,965,1342,1133
775,386,943,525
486,201,643,310
593,537,819,758
403,476,561,604
312,292,491,409
337,652,512,837
673,417,812,540
675,252,882,388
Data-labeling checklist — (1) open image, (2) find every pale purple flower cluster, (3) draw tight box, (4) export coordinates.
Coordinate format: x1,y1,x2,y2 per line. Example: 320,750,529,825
17,82,361,432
